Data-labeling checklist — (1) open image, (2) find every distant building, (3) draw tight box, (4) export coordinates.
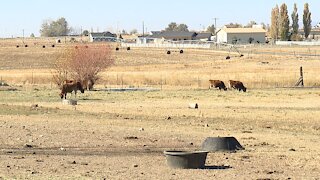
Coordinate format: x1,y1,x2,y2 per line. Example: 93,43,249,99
195,33,213,41
299,29,320,40
149,31,212,41
89,32,118,42
150,31,197,41
217,27,266,44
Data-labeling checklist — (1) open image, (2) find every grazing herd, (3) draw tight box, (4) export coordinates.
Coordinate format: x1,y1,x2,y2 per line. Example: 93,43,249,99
209,79,247,92
59,78,246,99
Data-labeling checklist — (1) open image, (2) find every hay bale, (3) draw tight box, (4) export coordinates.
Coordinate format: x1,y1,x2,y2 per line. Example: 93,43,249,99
62,99,77,105
189,103,198,109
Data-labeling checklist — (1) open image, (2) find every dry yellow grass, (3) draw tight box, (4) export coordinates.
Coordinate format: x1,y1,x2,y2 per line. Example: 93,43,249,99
1,43,320,89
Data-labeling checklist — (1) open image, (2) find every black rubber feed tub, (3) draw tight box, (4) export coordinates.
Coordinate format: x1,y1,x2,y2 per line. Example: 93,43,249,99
201,137,244,152
164,151,208,169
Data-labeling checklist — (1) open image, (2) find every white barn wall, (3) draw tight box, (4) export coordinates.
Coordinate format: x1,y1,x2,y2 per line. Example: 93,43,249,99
227,33,266,44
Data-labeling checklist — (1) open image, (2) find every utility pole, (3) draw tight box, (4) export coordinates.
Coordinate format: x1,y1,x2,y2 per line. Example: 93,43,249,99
22,29,25,44
213,17,219,42
142,21,145,37
80,26,82,41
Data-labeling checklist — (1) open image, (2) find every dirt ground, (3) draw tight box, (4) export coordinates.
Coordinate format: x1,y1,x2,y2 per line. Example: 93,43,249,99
0,87,320,179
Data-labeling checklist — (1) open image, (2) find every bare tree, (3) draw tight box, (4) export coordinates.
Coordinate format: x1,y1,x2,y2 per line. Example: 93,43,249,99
53,44,114,88
245,21,257,28
130,29,138,35
225,23,243,28
270,5,279,40
206,24,215,34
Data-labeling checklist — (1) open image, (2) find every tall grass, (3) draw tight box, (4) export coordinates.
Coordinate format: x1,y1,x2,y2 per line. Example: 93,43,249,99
1,44,320,89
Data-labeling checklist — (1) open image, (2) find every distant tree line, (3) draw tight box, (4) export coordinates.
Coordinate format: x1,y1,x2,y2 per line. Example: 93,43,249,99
270,3,312,41
164,22,218,34
165,22,189,32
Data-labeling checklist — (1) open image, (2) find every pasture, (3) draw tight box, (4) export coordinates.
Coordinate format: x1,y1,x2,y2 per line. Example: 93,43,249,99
0,39,320,179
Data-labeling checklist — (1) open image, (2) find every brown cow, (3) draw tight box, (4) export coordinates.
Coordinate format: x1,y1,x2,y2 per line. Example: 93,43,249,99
83,78,95,91
209,80,227,91
60,81,85,99
229,80,247,92
63,79,74,84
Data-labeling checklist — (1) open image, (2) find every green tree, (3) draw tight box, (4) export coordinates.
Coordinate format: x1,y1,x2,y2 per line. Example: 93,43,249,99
206,24,215,34
40,17,71,37
279,3,290,40
291,3,299,35
177,24,189,32
30,33,35,38
165,22,189,31
165,22,178,31
303,3,312,39
270,5,279,40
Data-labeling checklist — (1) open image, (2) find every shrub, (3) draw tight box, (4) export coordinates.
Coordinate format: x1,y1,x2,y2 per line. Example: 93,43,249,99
53,44,114,87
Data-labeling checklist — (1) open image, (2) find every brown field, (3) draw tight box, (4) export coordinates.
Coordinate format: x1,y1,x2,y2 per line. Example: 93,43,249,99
1,38,320,179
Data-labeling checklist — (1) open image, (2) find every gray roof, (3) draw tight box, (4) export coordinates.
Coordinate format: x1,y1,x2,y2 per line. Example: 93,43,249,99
90,32,117,38
150,31,197,39
195,33,212,39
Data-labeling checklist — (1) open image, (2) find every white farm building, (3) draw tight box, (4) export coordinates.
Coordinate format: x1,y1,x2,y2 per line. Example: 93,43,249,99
217,27,266,44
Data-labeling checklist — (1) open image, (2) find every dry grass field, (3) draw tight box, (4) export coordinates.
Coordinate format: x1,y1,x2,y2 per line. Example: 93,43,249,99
0,38,320,179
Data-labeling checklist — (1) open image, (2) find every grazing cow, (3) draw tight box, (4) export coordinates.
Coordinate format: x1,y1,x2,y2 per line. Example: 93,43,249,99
229,80,247,92
60,81,85,99
83,78,95,91
209,80,227,91
63,79,74,84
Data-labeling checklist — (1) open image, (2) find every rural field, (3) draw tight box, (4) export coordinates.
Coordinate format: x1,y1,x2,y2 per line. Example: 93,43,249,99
1,39,320,179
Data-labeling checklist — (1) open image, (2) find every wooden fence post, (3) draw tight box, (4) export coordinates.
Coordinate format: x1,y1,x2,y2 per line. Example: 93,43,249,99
294,66,304,87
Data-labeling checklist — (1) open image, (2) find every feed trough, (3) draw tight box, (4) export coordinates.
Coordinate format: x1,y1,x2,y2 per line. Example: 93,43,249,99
201,137,244,152
164,151,208,169
62,99,77,105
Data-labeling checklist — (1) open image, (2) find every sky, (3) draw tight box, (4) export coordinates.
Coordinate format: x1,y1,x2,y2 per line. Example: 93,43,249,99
0,0,319,37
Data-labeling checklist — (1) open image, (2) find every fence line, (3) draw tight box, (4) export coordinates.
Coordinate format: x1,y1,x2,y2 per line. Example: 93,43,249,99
276,41,320,46
121,42,212,49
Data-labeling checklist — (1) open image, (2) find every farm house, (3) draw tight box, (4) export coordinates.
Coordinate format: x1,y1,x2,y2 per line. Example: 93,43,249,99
217,27,266,44
89,32,119,42
150,31,197,41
